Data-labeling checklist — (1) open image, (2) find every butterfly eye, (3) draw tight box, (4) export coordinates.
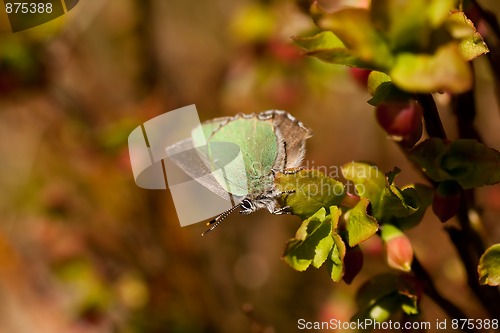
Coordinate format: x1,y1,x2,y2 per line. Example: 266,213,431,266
241,199,253,210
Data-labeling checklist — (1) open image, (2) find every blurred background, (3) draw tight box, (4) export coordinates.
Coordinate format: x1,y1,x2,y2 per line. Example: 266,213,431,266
0,0,499,332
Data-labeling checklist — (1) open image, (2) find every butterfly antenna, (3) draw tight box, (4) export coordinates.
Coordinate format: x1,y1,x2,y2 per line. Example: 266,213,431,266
202,204,241,236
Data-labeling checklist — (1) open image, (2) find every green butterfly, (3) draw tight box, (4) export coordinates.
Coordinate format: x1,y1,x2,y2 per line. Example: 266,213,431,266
167,110,311,234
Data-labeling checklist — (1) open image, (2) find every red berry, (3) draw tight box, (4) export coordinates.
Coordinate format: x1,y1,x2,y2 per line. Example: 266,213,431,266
375,100,423,141
432,181,461,223
268,39,302,63
349,67,371,88
342,246,364,284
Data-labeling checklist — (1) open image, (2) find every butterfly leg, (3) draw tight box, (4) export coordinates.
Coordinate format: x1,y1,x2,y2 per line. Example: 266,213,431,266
272,206,293,215
281,167,303,175
276,189,295,195
271,166,303,176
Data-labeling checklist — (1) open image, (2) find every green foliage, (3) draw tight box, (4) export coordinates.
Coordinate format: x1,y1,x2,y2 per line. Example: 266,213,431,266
283,206,346,282
367,71,411,106
390,43,471,93
278,0,499,324
353,273,420,328
409,138,500,189
275,169,345,219
292,31,366,68
446,11,490,61
279,162,433,283
478,244,500,286
341,162,432,224
345,198,378,247
296,0,488,93
327,233,346,282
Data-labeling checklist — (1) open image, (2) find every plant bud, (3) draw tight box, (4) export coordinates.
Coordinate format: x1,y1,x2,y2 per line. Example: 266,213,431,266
349,67,371,88
343,245,364,284
382,224,414,272
375,100,423,143
432,181,461,222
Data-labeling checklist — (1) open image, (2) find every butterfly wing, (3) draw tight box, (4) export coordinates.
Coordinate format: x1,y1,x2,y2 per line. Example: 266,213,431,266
166,137,241,201
260,110,312,169
199,114,280,197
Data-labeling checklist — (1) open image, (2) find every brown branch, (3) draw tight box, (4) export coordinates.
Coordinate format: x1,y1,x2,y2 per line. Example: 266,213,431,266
415,94,447,140
412,257,477,333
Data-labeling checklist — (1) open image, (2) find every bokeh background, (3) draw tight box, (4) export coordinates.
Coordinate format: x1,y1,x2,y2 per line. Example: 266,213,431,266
0,0,499,332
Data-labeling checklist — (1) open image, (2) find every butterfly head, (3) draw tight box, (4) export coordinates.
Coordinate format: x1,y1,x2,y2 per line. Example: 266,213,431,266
239,198,257,215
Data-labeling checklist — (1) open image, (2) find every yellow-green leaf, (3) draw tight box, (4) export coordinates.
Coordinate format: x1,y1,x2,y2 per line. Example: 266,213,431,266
446,11,489,61
312,4,393,70
283,208,335,271
478,244,500,286
345,198,379,247
275,169,345,219
390,43,472,93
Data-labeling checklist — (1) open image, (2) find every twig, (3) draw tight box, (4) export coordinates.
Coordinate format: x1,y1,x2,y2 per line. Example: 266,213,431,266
451,80,482,141
468,0,500,112
415,94,447,140
412,257,477,333
446,226,500,318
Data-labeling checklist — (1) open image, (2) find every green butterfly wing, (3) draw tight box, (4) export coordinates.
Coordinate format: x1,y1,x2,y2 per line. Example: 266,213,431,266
192,115,279,197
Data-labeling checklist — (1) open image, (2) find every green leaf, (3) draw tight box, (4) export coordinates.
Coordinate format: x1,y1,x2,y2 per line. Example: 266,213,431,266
327,207,345,282
303,49,370,68
275,169,345,219
390,43,472,93
392,184,433,230
283,208,334,271
367,81,410,106
381,184,419,218
370,0,431,52
409,139,500,188
327,233,346,282
367,70,392,96
408,138,450,181
293,32,366,67
355,273,399,308
427,0,459,27
342,162,419,222
446,11,489,61
345,198,379,247
478,244,500,286
312,4,393,70
342,162,385,212
353,273,420,326
352,294,402,326
293,31,346,50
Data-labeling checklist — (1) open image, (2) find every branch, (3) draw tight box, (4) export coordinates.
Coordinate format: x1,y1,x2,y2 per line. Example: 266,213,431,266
446,226,500,318
415,94,447,140
451,78,482,141
412,257,477,333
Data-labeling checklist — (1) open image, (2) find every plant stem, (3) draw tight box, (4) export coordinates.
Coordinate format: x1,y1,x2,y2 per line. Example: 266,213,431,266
446,226,500,318
415,94,447,140
412,257,477,333
410,92,500,319
468,0,500,111
451,86,482,141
